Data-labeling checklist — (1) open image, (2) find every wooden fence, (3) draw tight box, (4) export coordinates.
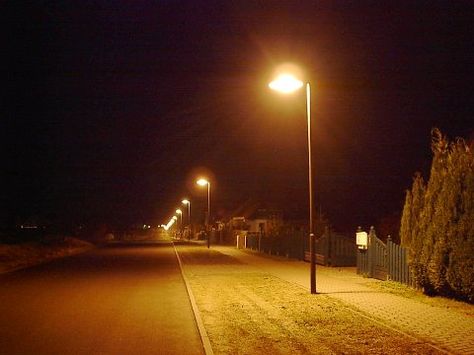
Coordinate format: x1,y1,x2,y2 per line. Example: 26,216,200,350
357,227,415,287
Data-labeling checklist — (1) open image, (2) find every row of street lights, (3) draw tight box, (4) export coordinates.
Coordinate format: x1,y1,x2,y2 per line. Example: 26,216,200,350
172,199,191,230
164,177,212,247
164,67,316,293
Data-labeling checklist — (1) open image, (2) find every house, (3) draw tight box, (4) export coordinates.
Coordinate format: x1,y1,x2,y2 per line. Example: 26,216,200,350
229,208,283,236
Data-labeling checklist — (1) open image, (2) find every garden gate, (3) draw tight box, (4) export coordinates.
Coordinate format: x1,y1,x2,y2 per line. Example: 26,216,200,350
357,227,414,286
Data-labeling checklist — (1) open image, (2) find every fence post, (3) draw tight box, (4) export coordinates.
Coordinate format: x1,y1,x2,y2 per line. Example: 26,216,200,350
367,226,376,278
301,228,305,261
324,227,330,266
398,239,402,282
356,226,364,274
401,246,406,284
387,235,392,280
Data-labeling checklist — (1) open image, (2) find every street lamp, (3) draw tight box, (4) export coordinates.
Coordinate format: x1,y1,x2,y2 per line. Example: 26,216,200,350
196,178,211,248
182,199,191,239
181,199,191,226
176,209,183,237
164,217,176,231
172,215,178,236
269,72,316,294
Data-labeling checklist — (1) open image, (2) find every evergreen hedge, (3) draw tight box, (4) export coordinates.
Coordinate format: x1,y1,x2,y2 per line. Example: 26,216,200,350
400,129,474,302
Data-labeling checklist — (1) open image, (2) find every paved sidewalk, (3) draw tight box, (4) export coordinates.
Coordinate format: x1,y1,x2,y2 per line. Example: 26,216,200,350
215,246,474,355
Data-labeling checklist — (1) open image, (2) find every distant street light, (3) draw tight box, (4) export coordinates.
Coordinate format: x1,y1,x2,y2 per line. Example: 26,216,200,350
269,71,317,294
176,209,183,237
196,178,211,248
164,216,176,231
182,199,191,239
164,216,178,232
181,199,191,226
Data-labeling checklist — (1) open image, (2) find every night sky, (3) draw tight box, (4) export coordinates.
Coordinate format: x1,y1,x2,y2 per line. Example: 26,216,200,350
4,1,474,232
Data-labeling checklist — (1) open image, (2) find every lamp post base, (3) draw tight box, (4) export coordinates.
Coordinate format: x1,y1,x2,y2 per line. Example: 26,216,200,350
310,233,317,294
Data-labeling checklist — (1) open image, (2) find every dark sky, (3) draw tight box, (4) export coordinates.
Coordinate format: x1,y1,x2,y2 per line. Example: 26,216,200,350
4,1,474,232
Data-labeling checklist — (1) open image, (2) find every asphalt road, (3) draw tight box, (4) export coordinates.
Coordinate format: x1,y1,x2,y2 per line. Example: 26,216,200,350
0,241,204,355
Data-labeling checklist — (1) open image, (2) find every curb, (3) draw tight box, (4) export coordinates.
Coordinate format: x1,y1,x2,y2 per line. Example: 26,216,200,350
173,243,214,355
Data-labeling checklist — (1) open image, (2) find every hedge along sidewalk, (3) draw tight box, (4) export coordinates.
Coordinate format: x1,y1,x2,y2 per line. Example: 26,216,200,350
214,246,474,355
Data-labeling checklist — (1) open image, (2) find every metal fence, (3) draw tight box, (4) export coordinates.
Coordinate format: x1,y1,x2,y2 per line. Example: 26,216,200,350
387,237,415,286
241,228,357,267
245,227,306,260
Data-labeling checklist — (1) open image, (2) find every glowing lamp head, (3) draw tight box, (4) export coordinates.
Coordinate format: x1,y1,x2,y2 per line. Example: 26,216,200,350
196,178,209,186
172,216,178,220
269,74,303,94
182,199,190,205
176,209,182,214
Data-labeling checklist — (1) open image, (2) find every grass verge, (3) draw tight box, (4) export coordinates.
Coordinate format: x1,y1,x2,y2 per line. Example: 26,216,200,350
177,245,442,355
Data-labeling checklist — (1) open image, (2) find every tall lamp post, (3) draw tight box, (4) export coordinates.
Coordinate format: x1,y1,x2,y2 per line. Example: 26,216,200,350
172,216,178,237
181,199,191,225
176,209,183,237
196,178,211,248
269,73,316,294
182,199,191,239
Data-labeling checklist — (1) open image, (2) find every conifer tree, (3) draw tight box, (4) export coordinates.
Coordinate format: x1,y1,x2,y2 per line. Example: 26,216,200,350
410,173,425,250
445,139,474,301
426,133,457,293
404,173,426,247
414,129,448,292
400,173,425,286
400,189,413,247
401,129,474,300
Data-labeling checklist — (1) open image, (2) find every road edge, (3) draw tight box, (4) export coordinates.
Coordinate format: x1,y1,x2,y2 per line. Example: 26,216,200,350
0,244,96,275
173,243,214,355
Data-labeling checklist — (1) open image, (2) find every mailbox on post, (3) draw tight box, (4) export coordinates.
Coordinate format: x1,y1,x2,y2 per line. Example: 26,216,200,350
356,231,368,250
